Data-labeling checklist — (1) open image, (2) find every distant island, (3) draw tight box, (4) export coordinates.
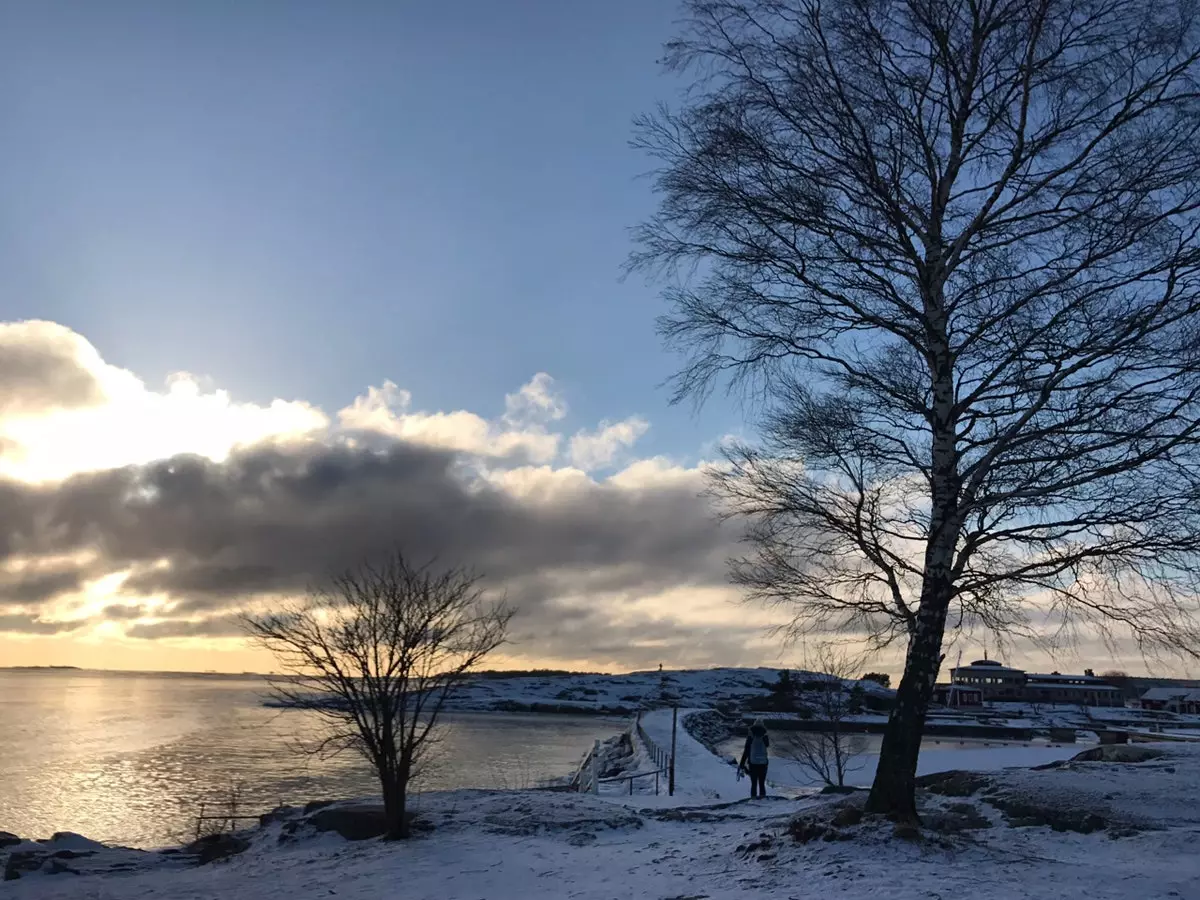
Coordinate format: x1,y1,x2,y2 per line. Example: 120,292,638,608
1,665,81,670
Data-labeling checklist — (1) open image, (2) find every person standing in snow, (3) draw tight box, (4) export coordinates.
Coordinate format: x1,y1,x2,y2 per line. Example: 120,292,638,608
739,718,770,799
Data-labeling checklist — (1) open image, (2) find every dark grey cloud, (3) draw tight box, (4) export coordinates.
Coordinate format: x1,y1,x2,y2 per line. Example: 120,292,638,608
0,565,91,605
0,322,106,415
0,437,749,664
101,604,147,620
125,617,244,640
0,614,86,635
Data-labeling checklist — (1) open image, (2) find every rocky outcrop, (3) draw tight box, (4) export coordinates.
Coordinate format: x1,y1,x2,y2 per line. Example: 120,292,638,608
1070,745,1165,764
1,835,152,882
308,803,391,841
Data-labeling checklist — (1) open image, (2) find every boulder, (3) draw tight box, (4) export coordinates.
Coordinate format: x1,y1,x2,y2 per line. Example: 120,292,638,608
923,802,992,833
184,832,250,865
48,833,107,851
259,805,303,828
4,850,47,881
915,770,991,797
0,832,20,849
308,803,391,841
1071,745,1165,764
831,806,863,828
989,795,1107,833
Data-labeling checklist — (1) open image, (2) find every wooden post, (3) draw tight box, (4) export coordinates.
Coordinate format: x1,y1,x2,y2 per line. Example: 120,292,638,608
195,803,204,840
668,706,677,796
590,739,601,795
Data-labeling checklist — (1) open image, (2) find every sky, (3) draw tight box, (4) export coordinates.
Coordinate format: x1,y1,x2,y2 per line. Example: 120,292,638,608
0,1,1176,678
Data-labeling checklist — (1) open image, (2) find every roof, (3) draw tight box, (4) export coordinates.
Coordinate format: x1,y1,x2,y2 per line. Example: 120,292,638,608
1026,673,1117,685
1025,680,1121,692
951,661,1025,675
1140,686,1200,702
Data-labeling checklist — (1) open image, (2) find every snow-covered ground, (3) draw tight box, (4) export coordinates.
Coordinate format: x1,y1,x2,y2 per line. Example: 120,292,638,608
10,693,1200,898
9,744,1200,899
269,666,895,716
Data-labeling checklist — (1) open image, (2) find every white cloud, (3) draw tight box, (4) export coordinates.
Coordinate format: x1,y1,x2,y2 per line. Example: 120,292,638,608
0,324,328,483
569,416,650,471
337,376,563,463
502,372,567,428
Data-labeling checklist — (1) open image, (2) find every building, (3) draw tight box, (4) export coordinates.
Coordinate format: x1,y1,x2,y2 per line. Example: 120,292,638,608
931,683,983,708
1137,687,1200,715
949,659,1027,700
949,658,1123,706
1022,672,1124,707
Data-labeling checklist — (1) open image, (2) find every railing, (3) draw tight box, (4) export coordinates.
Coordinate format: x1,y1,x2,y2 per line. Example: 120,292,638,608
637,718,672,772
636,709,676,796
193,806,265,839
600,768,665,795
574,711,677,796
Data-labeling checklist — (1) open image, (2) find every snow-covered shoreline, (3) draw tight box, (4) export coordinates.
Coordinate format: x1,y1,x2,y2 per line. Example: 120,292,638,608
7,740,1200,899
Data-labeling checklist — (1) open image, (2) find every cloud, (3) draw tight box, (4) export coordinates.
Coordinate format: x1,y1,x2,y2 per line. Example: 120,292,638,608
0,613,87,635
100,603,147,620
125,617,245,640
0,321,763,668
569,417,650,470
337,378,561,463
0,321,109,416
1,440,734,615
0,323,327,483
0,562,93,606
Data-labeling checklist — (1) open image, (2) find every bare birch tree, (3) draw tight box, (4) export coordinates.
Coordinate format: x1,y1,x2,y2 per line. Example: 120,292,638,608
243,551,512,839
632,0,1200,823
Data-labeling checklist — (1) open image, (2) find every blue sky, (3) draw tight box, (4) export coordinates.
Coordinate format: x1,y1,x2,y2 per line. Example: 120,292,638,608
0,0,742,460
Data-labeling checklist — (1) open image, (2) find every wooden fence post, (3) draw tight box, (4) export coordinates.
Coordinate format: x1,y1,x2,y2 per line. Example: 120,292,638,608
668,706,677,796
590,739,601,795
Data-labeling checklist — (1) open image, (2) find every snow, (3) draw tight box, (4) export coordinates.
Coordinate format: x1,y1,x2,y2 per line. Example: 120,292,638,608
10,696,1200,898
269,666,894,716
631,708,744,803
9,749,1200,899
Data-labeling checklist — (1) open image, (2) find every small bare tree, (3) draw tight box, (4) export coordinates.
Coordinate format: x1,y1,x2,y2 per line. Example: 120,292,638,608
243,551,512,839
782,645,868,788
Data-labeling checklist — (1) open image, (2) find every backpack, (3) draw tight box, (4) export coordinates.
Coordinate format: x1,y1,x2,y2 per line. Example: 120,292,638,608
749,732,768,764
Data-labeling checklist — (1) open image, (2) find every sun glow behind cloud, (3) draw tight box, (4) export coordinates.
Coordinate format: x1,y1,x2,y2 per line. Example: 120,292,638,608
0,319,780,673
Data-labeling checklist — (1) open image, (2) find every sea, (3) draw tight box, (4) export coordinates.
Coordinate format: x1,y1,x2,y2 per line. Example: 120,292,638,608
0,668,624,848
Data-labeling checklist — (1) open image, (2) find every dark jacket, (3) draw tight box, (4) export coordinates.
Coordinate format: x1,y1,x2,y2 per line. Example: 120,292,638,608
740,723,770,768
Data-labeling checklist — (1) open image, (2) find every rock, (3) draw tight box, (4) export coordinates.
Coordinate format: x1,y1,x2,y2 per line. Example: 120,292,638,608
892,822,920,841
4,850,47,881
819,784,858,794
0,831,20,848
915,770,991,797
1071,745,1165,764
303,799,338,814
786,818,828,843
831,806,863,828
185,832,250,865
990,796,1107,834
308,803,391,841
259,805,302,828
46,859,79,876
48,833,107,851
923,802,992,833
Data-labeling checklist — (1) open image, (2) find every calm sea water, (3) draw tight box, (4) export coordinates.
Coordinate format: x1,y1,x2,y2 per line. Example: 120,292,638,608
0,669,624,848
